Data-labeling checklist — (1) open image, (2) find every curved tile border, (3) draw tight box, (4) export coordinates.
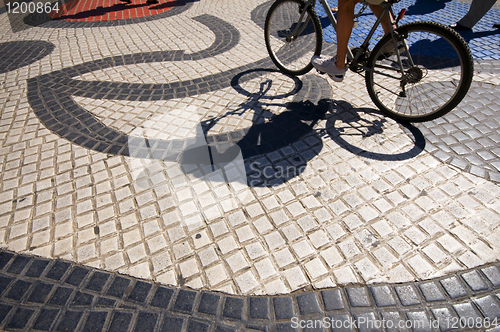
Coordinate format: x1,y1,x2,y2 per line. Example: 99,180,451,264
1,250,500,331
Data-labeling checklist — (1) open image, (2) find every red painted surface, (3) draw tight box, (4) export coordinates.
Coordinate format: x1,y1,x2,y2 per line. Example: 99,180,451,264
48,0,176,21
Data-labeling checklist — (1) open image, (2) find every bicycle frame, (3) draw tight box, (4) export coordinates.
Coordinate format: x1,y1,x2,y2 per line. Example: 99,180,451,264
296,0,410,78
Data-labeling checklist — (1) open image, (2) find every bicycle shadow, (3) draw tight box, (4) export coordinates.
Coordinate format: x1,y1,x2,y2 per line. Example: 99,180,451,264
175,74,426,188
323,100,426,162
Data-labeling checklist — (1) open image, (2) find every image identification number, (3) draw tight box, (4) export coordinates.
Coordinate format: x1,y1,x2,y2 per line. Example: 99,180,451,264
447,317,499,329
6,1,59,14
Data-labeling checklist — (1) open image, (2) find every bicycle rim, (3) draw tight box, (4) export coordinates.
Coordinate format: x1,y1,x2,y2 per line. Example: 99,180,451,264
366,22,473,122
265,0,322,76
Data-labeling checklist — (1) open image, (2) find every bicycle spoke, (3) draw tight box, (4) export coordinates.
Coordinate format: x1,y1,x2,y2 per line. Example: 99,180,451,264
366,22,473,122
265,0,322,75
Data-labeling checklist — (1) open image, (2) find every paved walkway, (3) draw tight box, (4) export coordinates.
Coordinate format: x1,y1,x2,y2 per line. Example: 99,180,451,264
1,0,500,330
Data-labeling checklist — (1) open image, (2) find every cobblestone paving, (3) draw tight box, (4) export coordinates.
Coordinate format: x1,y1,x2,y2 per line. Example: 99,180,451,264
1,0,500,311
1,250,500,332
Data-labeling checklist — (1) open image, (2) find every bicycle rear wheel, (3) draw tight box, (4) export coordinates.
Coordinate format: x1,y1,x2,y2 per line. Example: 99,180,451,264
265,0,323,76
365,21,473,122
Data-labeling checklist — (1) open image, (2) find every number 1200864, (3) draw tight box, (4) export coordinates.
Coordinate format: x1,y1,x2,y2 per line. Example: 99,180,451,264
6,1,59,14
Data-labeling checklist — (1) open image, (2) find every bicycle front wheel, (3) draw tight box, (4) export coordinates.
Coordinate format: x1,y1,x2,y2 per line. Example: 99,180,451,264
265,0,323,76
366,21,474,122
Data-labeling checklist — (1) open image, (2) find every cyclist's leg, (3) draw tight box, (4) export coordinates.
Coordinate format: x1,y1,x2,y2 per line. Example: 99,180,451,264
368,4,391,34
335,0,359,69
312,0,391,80
320,0,391,69
310,0,357,81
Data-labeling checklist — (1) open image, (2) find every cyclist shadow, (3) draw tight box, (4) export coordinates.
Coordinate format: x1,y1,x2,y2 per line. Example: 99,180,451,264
178,99,426,187
178,98,330,188
174,70,426,187
323,100,426,162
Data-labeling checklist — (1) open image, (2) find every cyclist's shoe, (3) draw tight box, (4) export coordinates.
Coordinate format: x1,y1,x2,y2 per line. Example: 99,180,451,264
378,41,405,59
311,55,347,82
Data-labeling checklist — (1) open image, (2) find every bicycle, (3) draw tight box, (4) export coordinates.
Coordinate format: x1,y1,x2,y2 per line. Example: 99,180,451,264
264,0,474,122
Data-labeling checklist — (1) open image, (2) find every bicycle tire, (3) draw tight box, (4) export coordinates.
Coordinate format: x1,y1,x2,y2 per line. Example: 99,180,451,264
264,0,323,76
365,21,474,122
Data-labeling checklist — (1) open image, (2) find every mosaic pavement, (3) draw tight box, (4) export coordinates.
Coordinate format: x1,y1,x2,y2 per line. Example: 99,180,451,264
1,0,500,330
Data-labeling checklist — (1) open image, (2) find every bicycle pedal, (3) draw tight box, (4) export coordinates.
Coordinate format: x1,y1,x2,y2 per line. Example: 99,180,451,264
316,69,325,75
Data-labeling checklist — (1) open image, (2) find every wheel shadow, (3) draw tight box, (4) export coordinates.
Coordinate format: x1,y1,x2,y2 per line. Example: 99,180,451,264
323,100,426,162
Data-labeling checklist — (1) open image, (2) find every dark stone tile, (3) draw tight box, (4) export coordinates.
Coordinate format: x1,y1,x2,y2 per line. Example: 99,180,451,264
302,326,325,332
346,287,371,307
0,304,13,325
474,295,500,320
461,270,488,291
0,276,13,295
46,261,71,280
106,276,130,298
85,271,110,292
82,311,108,332
440,277,467,299
25,259,49,277
127,281,152,303
150,286,174,309
0,252,14,269
482,266,500,287
380,311,409,332
370,286,397,307
71,291,94,306
405,311,432,332
27,282,53,303
198,292,220,315
273,297,295,320
249,297,270,319
6,307,34,329
132,311,158,332
354,312,381,332
215,324,238,332
65,266,89,286
187,318,210,332
6,256,31,274
33,308,59,331
327,314,355,332
172,289,197,313
321,289,344,311
430,307,456,332
296,293,322,315
159,315,184,332
6,279,32,300
55,310,83,332
108,311,133,332
395,285,421,306
96,297,116,307
418,282,446,302
223,296,244,320
246,323,269,332
48,286,73,306
453,302,481,320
